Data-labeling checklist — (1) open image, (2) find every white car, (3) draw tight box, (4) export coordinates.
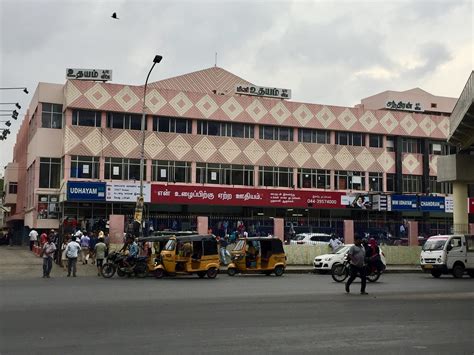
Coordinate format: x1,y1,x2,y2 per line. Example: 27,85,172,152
290,233,332,245
313,244,387,272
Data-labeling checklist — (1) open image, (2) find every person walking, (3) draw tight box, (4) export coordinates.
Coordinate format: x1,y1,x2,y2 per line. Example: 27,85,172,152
329,234,342,252
345,235,368,295
66,236,81,277
41,236,57,278
29,229,38,251
80,232,90,264
94,236,107,276
89,232,98,265
61,236,69,271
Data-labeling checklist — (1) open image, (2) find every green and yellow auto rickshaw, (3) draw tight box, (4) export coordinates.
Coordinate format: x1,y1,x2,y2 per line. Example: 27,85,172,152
227,237,286,276
153,234,220,279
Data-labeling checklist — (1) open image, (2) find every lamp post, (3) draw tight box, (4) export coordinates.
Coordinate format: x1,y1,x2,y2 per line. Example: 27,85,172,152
135,55,163,238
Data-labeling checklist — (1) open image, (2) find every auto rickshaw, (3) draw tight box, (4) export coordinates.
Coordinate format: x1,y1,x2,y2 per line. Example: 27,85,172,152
138,231,198,272
153,234,220,279
227,237,286,276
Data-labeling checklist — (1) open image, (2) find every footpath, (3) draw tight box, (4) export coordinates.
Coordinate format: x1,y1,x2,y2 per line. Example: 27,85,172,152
0,246,421,280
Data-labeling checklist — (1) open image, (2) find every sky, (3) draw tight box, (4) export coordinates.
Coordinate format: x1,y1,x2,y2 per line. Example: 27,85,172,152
0,0,472,175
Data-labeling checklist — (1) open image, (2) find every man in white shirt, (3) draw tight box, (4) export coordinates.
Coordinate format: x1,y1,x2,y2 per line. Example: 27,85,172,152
329,234,342,252
66,236,82,277
29,229,38,251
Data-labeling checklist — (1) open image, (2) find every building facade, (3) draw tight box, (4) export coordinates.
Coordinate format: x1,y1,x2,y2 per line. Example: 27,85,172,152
3,67,465,239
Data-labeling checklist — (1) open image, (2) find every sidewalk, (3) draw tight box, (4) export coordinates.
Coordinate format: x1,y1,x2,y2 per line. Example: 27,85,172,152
0,246,100,280
1,246,421,280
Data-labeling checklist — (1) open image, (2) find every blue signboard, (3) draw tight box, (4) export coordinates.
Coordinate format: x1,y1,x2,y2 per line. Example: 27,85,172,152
67,181,106,201
390,195,418,211
418,196,445,212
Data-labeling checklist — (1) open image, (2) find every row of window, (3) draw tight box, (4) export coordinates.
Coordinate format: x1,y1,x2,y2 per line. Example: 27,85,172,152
65,157,453,193
41,105,455,154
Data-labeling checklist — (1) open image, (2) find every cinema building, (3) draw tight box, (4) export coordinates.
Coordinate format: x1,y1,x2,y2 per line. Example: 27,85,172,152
4,66,473,242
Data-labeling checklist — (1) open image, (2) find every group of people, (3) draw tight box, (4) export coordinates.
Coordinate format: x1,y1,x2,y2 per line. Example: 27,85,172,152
345,234,384,295
32,228,110,278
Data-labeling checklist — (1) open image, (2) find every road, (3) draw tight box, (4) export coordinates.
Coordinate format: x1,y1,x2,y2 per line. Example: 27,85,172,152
1,270,473,355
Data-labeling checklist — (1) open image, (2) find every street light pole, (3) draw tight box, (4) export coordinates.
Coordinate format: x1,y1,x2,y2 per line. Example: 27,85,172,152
136,55,163,238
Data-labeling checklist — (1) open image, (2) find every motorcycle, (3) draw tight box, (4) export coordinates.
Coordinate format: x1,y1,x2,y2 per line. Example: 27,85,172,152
331,256,382,283
101,251,148,278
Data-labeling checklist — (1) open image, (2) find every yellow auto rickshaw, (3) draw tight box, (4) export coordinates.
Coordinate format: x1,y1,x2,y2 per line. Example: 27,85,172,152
138,231,198,272
227,237,286,276
153,234,220,279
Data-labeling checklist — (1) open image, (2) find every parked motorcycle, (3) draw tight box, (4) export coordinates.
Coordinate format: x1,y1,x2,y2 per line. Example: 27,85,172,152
101,251,148,278
331,256,382,283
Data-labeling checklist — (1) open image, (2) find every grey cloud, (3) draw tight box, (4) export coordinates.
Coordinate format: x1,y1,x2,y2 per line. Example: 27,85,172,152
406,42,452,78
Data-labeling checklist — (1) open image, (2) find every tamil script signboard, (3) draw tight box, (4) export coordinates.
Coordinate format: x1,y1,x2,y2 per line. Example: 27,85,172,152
66,68,112,81
385,100,423,112
151,185,344,208
105,182,151,203
67,181,106,201
235,84,291,99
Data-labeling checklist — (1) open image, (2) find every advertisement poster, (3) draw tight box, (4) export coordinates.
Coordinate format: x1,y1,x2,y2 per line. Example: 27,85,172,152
67,181,106,201
342,193,372,209
151,184,345,209
106,182,151,203
444,196,454,213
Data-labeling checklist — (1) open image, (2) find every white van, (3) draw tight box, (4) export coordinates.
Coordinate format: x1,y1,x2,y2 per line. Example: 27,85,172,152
420,234,474,278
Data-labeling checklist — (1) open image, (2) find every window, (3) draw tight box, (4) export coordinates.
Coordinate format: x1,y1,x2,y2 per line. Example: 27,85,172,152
259,125,293,141
386,173,396,192
369,134,383,148
429,142,457,156
336,132,365,146
298,169,330,189
402,174,422,193
402,138,421,153
429,176,453,194
431,103,437,108
369,172,383,192
39,158,61,188
8,182,18,194
152,160,191,183
37,195,59,219
335,171,365,190
386,137,395,152
41,103,63,129
259,166,292,187
196,163,254,186
153,116,192,134
107,112,143,130
72,110,101,127
70,156,99,179
104,158,144,180
197,120,254,138
298,129,330,144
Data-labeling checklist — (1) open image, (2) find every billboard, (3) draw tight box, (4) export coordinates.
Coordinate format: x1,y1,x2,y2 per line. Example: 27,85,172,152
418,196,446,212
151,185,345,209
67,181,106,201
105,182,151,203
390,195,418,211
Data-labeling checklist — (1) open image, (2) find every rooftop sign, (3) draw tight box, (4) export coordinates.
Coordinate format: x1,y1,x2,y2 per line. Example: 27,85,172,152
235,84,291,100
386,100,423,112
66,68,112,82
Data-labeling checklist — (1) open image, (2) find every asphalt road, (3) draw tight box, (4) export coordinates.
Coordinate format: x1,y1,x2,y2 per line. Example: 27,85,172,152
1,272,473,355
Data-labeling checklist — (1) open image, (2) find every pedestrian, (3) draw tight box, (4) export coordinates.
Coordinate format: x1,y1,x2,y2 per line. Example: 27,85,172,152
61,236,69,271
29,229,38,251
329,234,342,252
89,231,98,265
41,236,57,278
103,232,110,258
80,231,90,264
217,236,230,265
345,235,368,295
66,236,81,277
40,231,48,247
94,236,107,276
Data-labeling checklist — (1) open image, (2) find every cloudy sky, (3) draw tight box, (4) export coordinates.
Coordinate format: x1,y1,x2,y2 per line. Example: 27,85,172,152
0,0,472,174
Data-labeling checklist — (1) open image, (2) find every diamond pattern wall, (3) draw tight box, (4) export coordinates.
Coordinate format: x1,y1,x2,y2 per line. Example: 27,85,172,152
168,136,192,160
402,154,420,173
65,82,82,106
293,104,314,126
83,128,110,156
290,144,311,167
377,152,395,172
246,99,268,122
359,111,377,131
194,137,217,161
169,92,193,116
267,142,288,165
145,89,167,114
64,126,81,153
113,131,138,156
357,148,376,171
219,139,241,163
316,106,336,128
195,94,218,118
221,97,243,120
380,112,398,133
313,146,333,168
400,114,417,135
270,101,291,124
338,108,357,130
84,83,111,108
144,135,165,158
243,141,265,164
114,86,140,111
334,146,354,170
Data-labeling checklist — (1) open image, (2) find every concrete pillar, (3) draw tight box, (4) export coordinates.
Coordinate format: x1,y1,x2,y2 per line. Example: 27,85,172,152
293,168,298,188
469,223,474,235
63,154,71,179
254,166,259,186
254,125,260,139
330,170,335,190
191,162,197,183
146,159,152,182
101,111,107,128
453,182,469,234
408,221,418,246
344,220,354,244
192,119,197,134
273,218,284,242
293,127,298,142
197,216,208,235
109,214,125,244
99,157,105,180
